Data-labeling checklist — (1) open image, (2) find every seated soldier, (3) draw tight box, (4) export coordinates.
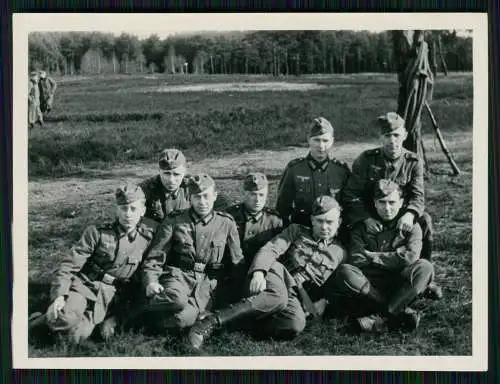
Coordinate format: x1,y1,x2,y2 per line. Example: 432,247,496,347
140,173,245,332
335,179,434,332
140,148,233,224
139,148,191,223
342,112,441,300
215,172,284,306
28,183,157,344
187,195,347,350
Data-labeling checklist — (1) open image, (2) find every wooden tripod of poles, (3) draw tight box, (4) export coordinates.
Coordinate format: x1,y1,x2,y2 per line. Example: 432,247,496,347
424,101,461,175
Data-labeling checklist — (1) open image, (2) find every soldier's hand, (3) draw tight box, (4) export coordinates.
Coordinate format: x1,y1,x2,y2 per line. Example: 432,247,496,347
397,212,415,233
145,282,164,297
46,296,66,321
364,218,383,234
249,271,266,295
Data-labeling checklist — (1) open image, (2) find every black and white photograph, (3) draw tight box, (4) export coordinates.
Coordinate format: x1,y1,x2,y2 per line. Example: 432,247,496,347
12,13,488,370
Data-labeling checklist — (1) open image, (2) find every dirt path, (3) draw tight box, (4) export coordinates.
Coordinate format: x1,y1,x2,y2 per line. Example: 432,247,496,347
29,131,472,207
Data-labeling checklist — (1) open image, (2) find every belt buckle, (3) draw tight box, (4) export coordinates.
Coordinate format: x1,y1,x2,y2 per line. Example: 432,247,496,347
193,262,206,273
102,273,116,285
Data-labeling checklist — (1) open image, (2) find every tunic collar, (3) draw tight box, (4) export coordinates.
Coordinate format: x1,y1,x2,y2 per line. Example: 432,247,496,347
306,153,330,172
189,208,214,225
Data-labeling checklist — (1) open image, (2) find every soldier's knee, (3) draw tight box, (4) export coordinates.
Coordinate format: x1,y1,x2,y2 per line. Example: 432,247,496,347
67,319,95,344
149,288,189,312
46,308,85,333
408,259,434,291
172,306,198,329
335,264,368,294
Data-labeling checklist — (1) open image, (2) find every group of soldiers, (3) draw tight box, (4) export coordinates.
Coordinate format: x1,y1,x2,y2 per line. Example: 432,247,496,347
28,70,57,129
29,112,443,351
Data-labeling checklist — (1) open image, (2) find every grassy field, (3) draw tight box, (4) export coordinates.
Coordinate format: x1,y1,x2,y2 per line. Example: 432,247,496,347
28,73,473,357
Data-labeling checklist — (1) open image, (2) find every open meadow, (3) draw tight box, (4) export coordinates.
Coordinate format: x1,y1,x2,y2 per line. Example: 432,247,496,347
28,72,473,357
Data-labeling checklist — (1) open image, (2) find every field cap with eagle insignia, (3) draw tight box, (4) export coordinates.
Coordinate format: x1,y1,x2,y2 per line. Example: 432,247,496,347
243,172,268,191
115,183,146,205
158,148,186,170
309,117,334,137
373,179,402,199
311,195,341,216
187,173,215,194
377,112,406,134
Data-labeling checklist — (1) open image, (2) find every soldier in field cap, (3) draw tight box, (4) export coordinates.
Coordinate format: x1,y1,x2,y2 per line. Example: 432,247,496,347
342,112,442,300
335,179,435,333
187,195,347,350
214,172,284,307
139,148,191,223
28,182,157,344
276,116,351,229
139,173,245,333
140,148,233,223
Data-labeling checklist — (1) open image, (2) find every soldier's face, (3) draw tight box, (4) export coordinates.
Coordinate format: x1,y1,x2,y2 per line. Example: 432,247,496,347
381,127,408,159
116,200,146,231
191,186,217,217
308,133,334,162
160,166,186,191
311,209,341,240
374,191,404,221
244,188,268,213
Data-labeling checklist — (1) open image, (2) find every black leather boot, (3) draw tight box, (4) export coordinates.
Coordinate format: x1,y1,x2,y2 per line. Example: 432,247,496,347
187,300,256,350
387,284,421,331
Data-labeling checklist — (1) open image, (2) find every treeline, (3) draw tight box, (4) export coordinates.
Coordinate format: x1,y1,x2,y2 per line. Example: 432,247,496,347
29,30,472,76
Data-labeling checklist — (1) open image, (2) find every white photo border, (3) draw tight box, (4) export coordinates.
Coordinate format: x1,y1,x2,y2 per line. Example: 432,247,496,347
12,12,489,371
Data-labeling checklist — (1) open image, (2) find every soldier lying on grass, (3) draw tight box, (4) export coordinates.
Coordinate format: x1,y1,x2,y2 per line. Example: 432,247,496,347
28,183,157,344
187,195,347,350
334,179,435,332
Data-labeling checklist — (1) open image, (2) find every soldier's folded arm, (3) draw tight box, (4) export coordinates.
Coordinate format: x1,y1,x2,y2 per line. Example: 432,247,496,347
348,224,371,267
225,219,246,276
141,217,174,287
369,225,423,269
342,155,372,226
405,157,425,218
275,167,295,224
50,225,100,301
248,224,298,277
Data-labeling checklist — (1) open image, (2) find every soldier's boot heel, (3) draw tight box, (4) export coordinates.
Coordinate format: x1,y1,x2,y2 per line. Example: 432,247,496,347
187,300,256,350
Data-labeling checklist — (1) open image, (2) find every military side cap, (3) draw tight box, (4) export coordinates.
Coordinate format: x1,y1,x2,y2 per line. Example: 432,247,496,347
377,112,405,134
159,148,186,170
115,183,146,205
373,179,402,199
187,173,215,194
243,172,268,191
309,117,334,137
311,195,341,216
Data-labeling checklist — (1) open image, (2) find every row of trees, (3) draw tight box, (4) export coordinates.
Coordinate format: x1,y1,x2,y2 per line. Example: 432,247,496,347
29,30,472,76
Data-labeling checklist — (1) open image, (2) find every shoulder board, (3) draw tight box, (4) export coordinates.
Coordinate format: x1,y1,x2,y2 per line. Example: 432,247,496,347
263,207,281,217
364,148,381,156
404,151,419,161
216,211,236,221
285,157,305,169
137,221,157,240
329,158,349,169
167,209,185,217
139,217,159,230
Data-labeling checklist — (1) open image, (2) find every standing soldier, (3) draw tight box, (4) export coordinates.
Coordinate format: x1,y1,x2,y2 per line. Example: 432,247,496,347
139,148,191,223
140,173,245,332
28,183,157,344
342,112,442,300
276,117,351,228
38,70,57,114
140,148,233,224
215,172,284,306
335,179,435,332
28,71,43,129
187,195,347,350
